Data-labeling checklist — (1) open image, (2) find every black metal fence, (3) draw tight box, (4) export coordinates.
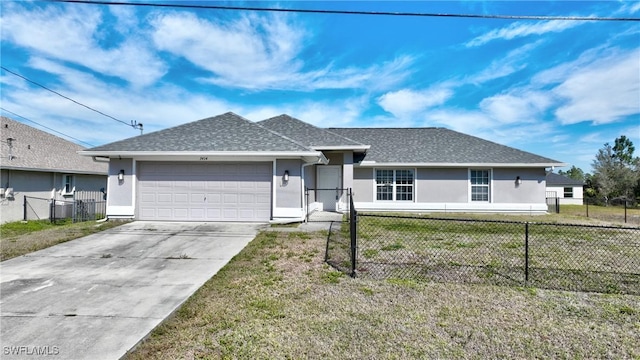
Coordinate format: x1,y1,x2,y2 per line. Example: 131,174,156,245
23,190,106,223
326,209,640,295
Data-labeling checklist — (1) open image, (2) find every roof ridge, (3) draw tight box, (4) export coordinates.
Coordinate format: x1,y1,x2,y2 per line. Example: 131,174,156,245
250,115,315,151
259,114,367,147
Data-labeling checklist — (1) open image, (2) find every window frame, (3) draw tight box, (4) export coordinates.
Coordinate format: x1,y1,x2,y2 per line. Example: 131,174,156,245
62,174,75,195
563,187,573,198
374,168,415,202
469,169,492,203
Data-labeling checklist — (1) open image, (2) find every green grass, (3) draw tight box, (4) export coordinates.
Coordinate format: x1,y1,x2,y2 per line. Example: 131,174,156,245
0,220,128,261
124,231,640,359
0,219,72,237
561,204,640,225
355,214,640,294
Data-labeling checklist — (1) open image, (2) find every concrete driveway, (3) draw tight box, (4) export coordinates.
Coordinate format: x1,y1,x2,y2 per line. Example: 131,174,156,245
1,221,264,360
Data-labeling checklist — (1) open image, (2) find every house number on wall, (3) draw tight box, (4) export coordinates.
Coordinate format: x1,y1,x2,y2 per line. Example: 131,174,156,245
199,157,208,161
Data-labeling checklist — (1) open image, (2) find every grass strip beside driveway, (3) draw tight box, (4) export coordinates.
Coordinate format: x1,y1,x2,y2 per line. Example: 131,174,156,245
125,230,640,359
0,220,127,261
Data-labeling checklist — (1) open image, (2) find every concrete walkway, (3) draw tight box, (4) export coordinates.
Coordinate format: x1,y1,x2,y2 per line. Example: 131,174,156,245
0,221,263,360
268,212,345,233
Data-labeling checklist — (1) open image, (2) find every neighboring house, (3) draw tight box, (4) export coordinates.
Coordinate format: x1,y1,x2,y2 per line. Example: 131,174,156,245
545,172,584,205
0,117,108,223
80,112,565,222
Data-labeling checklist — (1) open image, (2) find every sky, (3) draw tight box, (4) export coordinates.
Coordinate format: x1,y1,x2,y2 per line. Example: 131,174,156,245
1,1,639,173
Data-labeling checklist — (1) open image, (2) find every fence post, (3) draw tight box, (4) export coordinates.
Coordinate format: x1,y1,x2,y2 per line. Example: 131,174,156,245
586,199,589,218
50,200,54,223
524,222,529,285
23,195,27,221
305,187,309,223
556,197,560,214
349,189,357,278
624,200,627,223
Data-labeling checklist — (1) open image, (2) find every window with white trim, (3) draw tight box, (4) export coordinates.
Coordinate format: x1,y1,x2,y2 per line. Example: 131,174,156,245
376,169,414,201
470,169,490,202
62,174,74,194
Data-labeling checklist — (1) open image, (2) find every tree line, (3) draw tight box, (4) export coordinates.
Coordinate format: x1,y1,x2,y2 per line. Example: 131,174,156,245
558,135,640,203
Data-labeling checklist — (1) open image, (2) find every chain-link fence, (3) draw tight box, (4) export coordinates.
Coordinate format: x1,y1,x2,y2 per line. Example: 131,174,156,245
324,191,356,276
326,212,640,295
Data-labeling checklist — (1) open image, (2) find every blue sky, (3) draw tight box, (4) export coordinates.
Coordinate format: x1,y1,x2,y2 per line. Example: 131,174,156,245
1,1,639,173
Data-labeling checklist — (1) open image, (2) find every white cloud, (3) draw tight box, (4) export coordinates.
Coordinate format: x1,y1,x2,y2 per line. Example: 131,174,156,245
552,49,640,125
244,97,369,128
377,87,453,118
423,109,494,136
150,11,413,91
468,41,542,84
1,3,166,87
466,20,582,47
151,12,304,89
479,90,551,124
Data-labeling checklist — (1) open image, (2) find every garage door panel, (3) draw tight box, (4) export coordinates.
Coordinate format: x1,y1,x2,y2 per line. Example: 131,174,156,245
190,208,205,219
223,209,238,219
138,162,272,221
238,194,254,204
223,193,238,204
174,193,188,203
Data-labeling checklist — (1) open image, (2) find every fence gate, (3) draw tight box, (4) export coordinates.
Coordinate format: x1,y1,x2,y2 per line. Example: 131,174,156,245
305,187,351,222
546,191,559,213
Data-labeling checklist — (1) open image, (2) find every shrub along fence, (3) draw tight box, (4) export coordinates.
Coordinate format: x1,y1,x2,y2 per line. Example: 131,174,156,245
326,210,640,295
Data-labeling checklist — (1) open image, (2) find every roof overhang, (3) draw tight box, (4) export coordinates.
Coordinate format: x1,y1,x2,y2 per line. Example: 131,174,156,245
311,145,371,151
0,166,107,175
356,161,567,168
79,150,328,164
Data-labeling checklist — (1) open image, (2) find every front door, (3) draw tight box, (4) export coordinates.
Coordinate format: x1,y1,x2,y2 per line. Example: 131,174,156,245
316,166,342,212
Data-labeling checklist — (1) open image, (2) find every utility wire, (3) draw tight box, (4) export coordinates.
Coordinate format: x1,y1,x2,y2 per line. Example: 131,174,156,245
0,107,96,147
0,66,142,132
51,0,640,21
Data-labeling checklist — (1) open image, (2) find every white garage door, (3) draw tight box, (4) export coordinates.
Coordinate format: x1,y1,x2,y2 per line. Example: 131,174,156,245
137,162,272,221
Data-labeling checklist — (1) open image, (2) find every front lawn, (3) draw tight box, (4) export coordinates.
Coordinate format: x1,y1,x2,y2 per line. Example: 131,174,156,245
0,220,127,261
125,230,640,359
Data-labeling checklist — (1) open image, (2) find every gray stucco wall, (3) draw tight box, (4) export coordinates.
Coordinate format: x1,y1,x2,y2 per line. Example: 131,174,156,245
353,168,373,202
493,168,545,203
417,168,468,203
276,159,302,208
0,169,106,224
108,158,133,207
351,167,546,205
1,170,52,223
304,164,316,201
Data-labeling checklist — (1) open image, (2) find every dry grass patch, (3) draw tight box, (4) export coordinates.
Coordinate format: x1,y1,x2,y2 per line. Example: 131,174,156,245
125,230,640,359
0,220,127,261
561,204,640,226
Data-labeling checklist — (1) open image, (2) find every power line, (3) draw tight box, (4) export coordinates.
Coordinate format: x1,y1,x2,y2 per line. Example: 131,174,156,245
0,107,96,147
51,0,640,21
0,66,143,133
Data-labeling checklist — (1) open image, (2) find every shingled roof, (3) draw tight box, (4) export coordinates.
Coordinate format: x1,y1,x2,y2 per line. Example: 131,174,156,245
0,116,107,174
86,112,312,153
330,127,563,165
546,172,585,186
258,115,367,149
